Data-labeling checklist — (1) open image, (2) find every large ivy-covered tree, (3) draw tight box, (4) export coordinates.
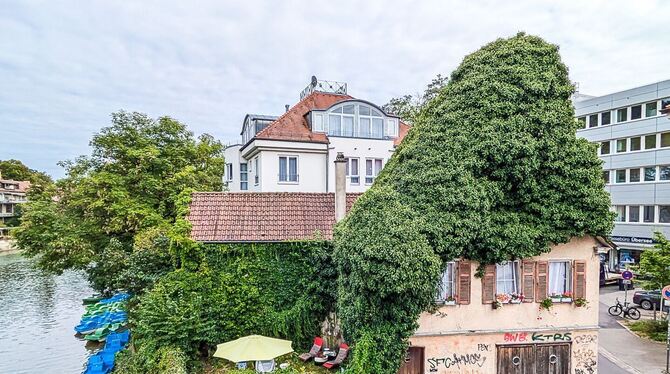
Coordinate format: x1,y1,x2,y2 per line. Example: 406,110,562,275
0,159,53,186
15,111,225,292
334,33,614,373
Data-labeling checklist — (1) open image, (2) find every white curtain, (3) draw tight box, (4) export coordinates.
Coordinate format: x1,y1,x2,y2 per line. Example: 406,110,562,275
496,262,518,294
438,263,454,300
548,262,567,295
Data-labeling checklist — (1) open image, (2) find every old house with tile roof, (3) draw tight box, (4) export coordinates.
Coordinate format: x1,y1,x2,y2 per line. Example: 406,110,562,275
223,77,410,193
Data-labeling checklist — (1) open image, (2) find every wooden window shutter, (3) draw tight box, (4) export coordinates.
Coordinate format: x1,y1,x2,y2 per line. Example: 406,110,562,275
481,264,496,304
457,261,471,305
573,260,587,299
536,261,548,301
521,261,535,302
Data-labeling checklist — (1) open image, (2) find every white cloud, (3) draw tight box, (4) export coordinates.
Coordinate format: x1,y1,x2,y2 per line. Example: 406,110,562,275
1,0,669,177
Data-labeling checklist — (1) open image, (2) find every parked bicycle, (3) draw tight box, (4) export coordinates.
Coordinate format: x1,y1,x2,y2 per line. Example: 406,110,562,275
608,298,641,320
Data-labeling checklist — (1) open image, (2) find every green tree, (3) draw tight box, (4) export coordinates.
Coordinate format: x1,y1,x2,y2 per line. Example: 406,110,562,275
0,159,53,186
382,74,448,124
639,232,670,289
335,33,614,373
14,111,225,293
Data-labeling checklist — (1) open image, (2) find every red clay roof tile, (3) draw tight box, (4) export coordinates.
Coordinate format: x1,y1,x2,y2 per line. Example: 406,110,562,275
188,192,361,242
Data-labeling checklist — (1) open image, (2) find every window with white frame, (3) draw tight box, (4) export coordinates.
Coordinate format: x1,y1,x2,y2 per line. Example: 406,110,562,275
225,163,233,182
661,165,670,181
588,114,598,128
278,156,298,182
629,206,640,222
601,111,611,125
436,262,456,303
548,261,571,298
617,108,628,123
313,113,324,132
319,103,393,140
614,205,626,222
386,119,398,137
365,158,383,184
646,102,658,117
643,205,655,223
254,158,259,185
600,141,610,155
660,206,670,223
346,158,360,185
496,261,520,295
240,163,248,191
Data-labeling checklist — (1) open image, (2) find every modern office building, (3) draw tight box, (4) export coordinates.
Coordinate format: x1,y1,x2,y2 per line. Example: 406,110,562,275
575,80,670,268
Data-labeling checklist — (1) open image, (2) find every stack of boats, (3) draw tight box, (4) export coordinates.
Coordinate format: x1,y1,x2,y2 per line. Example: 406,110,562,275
75,292,131,374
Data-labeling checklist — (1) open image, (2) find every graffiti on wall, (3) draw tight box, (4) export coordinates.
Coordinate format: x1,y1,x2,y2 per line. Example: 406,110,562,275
503,332,528,342
573,334,597,374
531,332,572,342
427,353,487,372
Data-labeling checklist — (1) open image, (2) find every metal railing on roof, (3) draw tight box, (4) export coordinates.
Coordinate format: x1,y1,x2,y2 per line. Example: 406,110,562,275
300,76,347,100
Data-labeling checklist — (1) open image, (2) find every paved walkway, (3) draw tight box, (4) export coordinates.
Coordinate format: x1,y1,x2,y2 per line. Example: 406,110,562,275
599,286,667,374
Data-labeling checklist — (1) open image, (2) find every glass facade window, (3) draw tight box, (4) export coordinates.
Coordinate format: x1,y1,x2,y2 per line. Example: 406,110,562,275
629,168,640,182
645,102,658,117
643,206,655,223
616,139,627,153
661,132,670,148
629,206,640,222
600,141,610,155
645,135,657,149
630,137,641,151
660,165,670,181
601,112,611,126
615,206,626,222
645,167,656,181
660,206,670,223
615,169,626,183
588,114,598,128
631,105,642,120
240,163,248,190
617,108,628,122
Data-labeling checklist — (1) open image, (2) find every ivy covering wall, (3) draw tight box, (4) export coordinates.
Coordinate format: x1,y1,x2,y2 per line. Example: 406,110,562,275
334,33,614,373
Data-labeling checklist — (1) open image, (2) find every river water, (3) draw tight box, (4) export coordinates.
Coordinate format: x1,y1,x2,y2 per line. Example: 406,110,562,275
0,253,94,373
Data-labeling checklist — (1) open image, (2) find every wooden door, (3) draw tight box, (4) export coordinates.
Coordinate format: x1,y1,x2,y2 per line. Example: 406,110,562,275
535,344,570,374
397,346,424,374
497,345,535,374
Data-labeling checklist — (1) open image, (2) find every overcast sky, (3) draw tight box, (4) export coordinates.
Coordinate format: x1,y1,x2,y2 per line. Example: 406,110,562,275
1,0,669,178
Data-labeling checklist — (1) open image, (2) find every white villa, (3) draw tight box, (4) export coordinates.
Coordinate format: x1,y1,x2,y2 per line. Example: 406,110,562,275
223,77,410,193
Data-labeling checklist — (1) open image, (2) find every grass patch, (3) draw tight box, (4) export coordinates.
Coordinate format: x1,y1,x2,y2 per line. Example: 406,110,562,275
627,319,668,342
203,353,334,374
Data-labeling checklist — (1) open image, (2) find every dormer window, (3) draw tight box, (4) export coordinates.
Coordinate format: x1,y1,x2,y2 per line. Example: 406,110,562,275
312,101,399,140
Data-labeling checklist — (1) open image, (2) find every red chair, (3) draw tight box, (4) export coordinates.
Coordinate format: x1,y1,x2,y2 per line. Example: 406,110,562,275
322,343,349,369
298,337,323,362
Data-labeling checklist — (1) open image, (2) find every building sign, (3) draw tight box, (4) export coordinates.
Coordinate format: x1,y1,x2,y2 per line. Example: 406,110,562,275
610,236,655,245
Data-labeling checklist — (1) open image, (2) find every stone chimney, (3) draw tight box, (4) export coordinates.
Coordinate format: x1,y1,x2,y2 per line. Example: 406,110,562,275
334,152,346,222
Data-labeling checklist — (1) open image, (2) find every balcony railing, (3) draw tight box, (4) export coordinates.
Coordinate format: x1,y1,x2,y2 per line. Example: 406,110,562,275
300,77,347,100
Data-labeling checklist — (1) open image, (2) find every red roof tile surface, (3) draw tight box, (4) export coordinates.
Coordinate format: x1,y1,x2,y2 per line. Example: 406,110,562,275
395,122,411,146
188,192,362,242
254,92,352,143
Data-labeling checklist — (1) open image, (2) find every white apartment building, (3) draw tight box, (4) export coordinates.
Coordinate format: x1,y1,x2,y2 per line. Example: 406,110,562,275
0,174,30,225
224,78,409,193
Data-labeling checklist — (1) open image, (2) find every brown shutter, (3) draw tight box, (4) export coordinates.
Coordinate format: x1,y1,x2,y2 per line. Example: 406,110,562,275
481,264,496,304
573,260,587,299
521,261,535,303
536,261,548,301
457,261,471,305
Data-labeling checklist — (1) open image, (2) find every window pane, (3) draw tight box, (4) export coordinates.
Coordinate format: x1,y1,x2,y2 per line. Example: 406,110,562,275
645,135,657,149
631,105,642,120
331,107,342,113
602,171,610,184
496,262,519,295
660,206,670,223
629,168,640,182
329,115,341,135
629,206,640,222
600,141,610,155
646,102,658,117
660,165,670,181
359,118,370,138
313,114,324,131
643,206,655,222
617,108,628,122
365,159,373,184
351,158,359,176
588,114,598,128
630,137,641,151
372,118,384,138
343,105,355,114
616,139,627,153
601,112,611,125
374,159,383,176
437,263,455,301
645,167,656,181
548,262,569,296
359,105,370,116
371,108,382,117
615,169,626,183
288,157,298,182
661,133,670,148
343,116,354,137
279,157,287,181
615,206,626,222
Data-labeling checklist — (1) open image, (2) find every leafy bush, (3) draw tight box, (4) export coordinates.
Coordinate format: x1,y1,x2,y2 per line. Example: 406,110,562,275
335,33,614,373
628,320,668,342
114,345,188,374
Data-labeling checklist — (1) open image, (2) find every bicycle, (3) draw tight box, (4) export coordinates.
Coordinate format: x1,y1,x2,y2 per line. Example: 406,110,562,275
608,298,641,320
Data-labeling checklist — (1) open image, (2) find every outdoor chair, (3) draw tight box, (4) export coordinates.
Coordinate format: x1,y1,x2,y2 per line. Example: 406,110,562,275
255,359,275,373
298,337,323,362
322,343,349,370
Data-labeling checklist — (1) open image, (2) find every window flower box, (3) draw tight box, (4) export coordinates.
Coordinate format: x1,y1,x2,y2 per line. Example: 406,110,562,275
443,300,457,306
510,299,522,304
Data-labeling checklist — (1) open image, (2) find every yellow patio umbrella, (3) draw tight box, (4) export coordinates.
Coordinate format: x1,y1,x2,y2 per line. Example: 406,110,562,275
213,335,294,362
